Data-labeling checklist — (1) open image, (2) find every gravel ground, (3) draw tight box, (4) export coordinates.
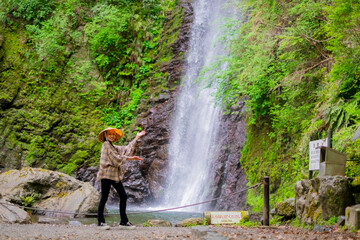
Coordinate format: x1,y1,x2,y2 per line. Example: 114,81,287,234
212,225,360,240
0,224,192,240
1,223,360,240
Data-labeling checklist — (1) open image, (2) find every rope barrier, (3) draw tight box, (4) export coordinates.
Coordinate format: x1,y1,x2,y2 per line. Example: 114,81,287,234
347,159,360,161
127,182,262,215
1,183,262,217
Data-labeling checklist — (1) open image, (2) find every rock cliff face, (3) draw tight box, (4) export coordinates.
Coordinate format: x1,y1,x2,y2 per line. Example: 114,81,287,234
133,0,248,206
209,102,248,210
77,0,248,210
135,92,248,210
76,0,194,205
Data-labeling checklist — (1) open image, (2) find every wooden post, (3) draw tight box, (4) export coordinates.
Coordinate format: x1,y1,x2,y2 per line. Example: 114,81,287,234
309,170,313,179
328,129,332,148
263,176,269,226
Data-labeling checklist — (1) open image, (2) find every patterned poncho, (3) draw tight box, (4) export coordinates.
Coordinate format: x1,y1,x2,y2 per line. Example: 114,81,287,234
97,137,138,182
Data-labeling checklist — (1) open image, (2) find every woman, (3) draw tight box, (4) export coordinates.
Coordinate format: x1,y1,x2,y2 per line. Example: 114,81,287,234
97,127,145,229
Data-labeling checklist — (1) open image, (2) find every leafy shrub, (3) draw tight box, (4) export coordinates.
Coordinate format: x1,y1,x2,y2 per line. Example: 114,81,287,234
21,193,41,208
0,0,56,24
207,0,360,210
85,3,132,71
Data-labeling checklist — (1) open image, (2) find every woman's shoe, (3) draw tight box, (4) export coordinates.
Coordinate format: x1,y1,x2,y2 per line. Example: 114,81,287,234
98,222,110,230
119,222,136,230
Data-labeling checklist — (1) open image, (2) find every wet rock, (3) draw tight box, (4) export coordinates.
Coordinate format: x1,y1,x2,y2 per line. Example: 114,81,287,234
134,1,194,200
160,0,194,87
137,73,248,212
136,96,175,200
209,101,248,210
121,160,151,203
76,166,98,186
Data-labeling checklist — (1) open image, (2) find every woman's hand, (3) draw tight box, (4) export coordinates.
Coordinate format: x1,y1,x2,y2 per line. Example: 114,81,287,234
136,131,146,138
128,156,143,161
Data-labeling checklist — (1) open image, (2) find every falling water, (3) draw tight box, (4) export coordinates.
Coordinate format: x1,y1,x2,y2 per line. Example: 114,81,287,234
161,0,238,211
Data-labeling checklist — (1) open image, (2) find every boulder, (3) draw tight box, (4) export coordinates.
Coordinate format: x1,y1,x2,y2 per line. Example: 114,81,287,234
0,168,100,217
274,198,295,219
295,176,354,224
0,199,31,224
175,217,203,227
146,219,172,227
345,204,360,229
37,181,99,217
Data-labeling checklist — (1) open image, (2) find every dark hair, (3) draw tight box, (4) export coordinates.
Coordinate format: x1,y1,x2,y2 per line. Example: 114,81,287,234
104,137,117,151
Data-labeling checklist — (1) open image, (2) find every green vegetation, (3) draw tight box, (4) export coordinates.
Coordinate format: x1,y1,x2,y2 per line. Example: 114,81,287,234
0,0,182,173
1,0,360,216
208,0,360,210
235,215,261,227
21,193,41,209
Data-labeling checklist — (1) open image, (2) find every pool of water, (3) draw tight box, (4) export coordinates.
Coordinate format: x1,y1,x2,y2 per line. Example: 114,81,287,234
76,206,203,226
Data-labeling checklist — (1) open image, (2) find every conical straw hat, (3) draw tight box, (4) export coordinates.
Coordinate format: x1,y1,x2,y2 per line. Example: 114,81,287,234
98,128,123,142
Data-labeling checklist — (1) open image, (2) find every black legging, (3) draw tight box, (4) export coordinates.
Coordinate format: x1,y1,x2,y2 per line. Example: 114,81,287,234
97,179,128,225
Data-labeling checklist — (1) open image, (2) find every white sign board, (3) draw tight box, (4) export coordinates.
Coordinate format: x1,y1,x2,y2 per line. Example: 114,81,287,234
210,211,246,224
309,138,328,171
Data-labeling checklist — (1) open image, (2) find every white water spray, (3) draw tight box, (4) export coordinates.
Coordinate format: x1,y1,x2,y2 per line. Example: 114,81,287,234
160,0,238,211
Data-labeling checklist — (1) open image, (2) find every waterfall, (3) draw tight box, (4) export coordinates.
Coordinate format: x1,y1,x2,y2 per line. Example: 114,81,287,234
161,0,238,211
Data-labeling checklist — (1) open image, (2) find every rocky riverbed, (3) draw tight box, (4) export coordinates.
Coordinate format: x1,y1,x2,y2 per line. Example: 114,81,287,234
0,223,359,240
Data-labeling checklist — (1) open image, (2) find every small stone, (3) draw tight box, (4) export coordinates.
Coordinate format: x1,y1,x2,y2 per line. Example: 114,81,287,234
338,215,345,226
69,220,82,226
175,217,203,227
313,225,331,232
270,208,276,216
147,219,172,227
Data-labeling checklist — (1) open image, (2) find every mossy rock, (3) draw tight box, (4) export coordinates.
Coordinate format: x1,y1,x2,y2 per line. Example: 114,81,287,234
175,217,203,227
145,219,172,227
275,198,296,219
